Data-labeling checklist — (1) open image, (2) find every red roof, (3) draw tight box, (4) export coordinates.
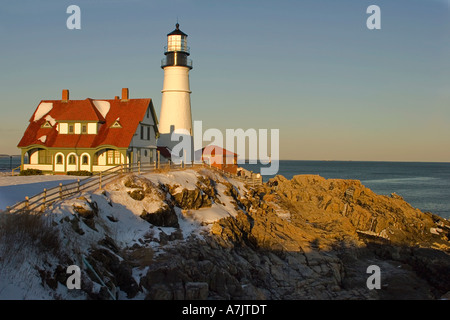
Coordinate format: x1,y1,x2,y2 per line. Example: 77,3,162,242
202,145,238,157
18,97,157,149
157,146,172,159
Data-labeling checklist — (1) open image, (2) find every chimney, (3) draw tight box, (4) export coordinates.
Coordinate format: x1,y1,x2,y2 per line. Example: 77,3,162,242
114,96,120,100
62,89,69,102
121,88,129,101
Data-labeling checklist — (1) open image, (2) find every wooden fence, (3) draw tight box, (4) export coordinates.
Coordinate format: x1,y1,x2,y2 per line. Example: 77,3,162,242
5,161,263,214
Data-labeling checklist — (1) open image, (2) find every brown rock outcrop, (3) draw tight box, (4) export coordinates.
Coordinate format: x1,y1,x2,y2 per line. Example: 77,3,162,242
73,171,450,300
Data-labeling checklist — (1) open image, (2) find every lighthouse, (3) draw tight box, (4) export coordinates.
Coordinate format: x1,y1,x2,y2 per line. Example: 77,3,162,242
157,23,193,156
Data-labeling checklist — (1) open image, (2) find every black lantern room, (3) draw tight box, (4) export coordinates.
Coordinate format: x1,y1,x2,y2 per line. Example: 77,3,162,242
161,23,193,69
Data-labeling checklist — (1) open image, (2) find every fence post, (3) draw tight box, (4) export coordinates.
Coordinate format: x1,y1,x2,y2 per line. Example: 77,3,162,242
43,188,47,207
59,183,63,200
25,196,29,210
77,179,80,192
157,150,160,169
99,171,102,189
138,161,141,175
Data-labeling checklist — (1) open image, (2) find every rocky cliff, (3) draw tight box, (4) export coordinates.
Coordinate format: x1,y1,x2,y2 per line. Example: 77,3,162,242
140,172,450,300
1,168,449,300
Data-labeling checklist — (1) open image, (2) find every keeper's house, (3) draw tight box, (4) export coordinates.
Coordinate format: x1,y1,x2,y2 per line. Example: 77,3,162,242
17,88,159,174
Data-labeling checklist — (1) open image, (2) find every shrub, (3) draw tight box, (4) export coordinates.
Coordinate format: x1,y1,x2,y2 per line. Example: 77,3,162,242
67,170,93,176
0,211,60,267
19,168,43,176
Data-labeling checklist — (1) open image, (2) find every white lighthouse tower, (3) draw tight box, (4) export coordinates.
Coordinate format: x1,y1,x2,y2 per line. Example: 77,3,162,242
157,23,193,155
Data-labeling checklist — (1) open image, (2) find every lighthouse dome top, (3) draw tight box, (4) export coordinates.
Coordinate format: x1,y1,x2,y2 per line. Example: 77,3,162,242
167,23,187,37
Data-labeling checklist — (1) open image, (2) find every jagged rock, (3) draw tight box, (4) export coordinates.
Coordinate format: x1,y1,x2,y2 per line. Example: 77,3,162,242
82,172,450,299
68,216,84,235
170,187,212,210
196,176,217,199
140,204,179,228
266,174,450,249
87,247,139,299
128,189,145,201
73,199,98,219
185,282,209,299
16,169,450,300
126,247,154,266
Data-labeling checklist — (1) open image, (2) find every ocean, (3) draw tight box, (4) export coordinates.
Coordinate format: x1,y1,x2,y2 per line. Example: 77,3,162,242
241,160,450,220
0,155,22,172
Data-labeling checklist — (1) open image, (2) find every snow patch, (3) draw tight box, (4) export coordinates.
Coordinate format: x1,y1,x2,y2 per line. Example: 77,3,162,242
0,175,79,210
0,168,252,299
143,170,199,192
33,103,53,121
44,114,56,126
37,135,47,143
182,204,233,225
92,100,110,118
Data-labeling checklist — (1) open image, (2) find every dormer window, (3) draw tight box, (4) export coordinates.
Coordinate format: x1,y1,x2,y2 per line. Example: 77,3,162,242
82,124,87,133
68,124,74,134
110,118,122,128
41,121,52,128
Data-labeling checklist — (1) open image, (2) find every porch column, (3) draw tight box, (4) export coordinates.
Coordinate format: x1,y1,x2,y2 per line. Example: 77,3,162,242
21,149,26,170
129,150,134,168
89,151,95,173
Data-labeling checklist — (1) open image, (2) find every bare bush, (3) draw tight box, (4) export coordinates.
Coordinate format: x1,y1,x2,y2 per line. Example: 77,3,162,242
0,210,60,267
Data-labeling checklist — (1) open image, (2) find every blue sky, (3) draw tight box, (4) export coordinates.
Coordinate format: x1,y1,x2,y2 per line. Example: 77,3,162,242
0,0,449,161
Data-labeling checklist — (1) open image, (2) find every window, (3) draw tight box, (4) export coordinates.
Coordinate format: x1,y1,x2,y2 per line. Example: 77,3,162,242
41,121,52,128
146,108,150,118
107,150,114,164
168,35,179,51
144,150,148,157
68,124,74,134
168,35,183,51
136,149,141,162
82,124,87,134
38,150,52,164
110,121,122,128
107,150,121,165
140,125,144,140
68,155,76,165
82,155,89,165
147,127,150,140
56,155,63,164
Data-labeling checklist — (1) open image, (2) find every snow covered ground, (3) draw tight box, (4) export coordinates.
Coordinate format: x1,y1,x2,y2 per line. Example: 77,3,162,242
0,175,79,210
0,168,248,300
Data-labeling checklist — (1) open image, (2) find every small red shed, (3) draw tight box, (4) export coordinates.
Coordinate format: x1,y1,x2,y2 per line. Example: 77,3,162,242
201,145,238,174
